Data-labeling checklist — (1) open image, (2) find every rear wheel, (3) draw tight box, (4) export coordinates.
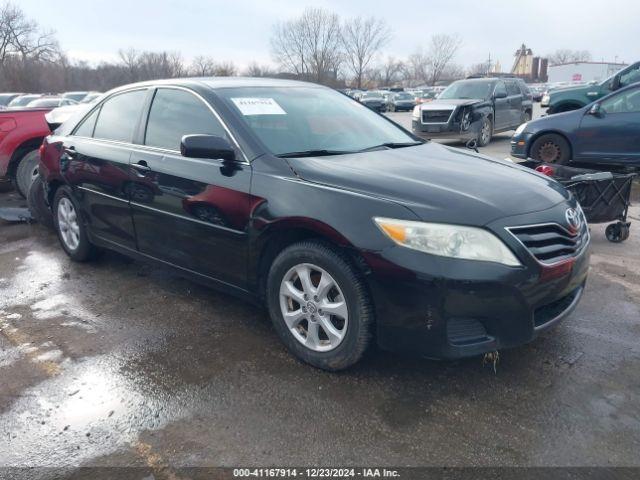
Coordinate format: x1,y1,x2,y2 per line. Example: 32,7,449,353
14,149,40,198
53,186,99,261
522,110,532,123
266,241,374,371
530,134,571,164
27,176,54,230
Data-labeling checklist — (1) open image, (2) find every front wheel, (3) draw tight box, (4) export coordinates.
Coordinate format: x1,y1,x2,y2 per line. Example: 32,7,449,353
53,186,99,261
530,134,571,164
477,117,493,147
266,241,374,371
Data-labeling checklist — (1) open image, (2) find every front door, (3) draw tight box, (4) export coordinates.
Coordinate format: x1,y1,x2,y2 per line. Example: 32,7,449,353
574,86,640,163
505,80,523,127
493,81,510,130
62,89,148,249
129,87,253,287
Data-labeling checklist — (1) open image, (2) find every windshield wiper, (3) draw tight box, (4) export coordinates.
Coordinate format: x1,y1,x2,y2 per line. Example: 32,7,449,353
357,141,423,152
276,149,351,158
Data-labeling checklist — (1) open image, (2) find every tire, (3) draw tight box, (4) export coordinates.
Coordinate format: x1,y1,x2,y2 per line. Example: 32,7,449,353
530,134,571,164
605,223,630,243
477,117,493,147
53,186,99,261
27,176,55,230
14,149,40,198
522,110,532,123
266,240,374,371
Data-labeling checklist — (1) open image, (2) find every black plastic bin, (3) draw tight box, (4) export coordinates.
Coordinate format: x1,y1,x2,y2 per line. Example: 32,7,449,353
520,161,637,242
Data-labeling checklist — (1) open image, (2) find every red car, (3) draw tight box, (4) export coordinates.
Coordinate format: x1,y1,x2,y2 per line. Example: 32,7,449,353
0,107,52,196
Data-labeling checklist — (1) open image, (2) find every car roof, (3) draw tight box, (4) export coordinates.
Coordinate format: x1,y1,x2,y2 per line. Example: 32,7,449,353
109,77,326,94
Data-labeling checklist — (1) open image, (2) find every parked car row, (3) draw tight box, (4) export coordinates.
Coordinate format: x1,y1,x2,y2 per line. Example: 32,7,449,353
0,91,101,110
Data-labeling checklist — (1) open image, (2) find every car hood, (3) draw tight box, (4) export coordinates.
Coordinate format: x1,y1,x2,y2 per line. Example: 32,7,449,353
422,98,485,108
286,142,569,226
550,85,589,98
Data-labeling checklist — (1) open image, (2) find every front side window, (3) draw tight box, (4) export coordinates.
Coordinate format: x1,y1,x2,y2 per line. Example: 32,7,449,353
144,88,228,151
93,90,147,143
218,86,417,156
505,81,520,96
601,87,640,114
494,82,507,98
619,64,640,88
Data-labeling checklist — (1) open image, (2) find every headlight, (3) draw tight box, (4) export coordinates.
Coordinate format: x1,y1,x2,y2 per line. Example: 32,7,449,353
374,217,521,267
514,122,527,135
412,106,420,119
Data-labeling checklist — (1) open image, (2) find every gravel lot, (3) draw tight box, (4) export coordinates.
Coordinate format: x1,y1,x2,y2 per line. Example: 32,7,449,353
1,108,639,475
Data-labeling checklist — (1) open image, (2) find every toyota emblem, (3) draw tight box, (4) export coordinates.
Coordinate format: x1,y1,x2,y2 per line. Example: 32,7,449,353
565,208,581,232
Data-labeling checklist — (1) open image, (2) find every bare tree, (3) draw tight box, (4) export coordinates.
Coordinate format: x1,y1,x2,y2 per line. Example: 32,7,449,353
0,2,58,65
548,49,592,65
212,60,237,76
191,55,216,76
341,16,390,88
271,7,342,85
425,34,462,85
405,48,429,86
378,56,404,86
244,62,275,77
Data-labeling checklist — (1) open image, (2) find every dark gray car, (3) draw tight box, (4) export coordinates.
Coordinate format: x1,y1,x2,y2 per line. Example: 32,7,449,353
412,78,533,146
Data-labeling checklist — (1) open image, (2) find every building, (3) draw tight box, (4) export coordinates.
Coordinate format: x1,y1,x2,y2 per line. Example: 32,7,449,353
547,61,628,84
510,44,548,82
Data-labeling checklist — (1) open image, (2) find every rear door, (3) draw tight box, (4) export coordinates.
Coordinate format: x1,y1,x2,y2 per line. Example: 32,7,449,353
62,88,148,249
493,81,510,130
574,86,640,163
505,80,523,127
128,87,253,287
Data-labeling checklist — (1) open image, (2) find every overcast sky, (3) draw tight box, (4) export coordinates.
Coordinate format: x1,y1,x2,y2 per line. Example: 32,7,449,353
18,0,640,71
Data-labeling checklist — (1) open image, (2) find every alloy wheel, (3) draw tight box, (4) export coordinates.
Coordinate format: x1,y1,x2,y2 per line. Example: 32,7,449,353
538,141,561,163
279,263,349,352
57,197,80,251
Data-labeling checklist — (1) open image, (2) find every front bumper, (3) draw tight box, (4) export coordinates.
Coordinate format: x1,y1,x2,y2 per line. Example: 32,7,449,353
510,132,533,159
364,204,590,359
412,118,479,141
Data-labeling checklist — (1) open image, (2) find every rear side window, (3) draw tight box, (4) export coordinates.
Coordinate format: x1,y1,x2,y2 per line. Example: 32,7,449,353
74,108,100,137
144,88,228,151
505,81,520,96
93,90,147,143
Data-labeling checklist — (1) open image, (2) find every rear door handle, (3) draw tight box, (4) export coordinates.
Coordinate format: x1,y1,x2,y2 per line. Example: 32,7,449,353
132,160,151,172
63,146,77,158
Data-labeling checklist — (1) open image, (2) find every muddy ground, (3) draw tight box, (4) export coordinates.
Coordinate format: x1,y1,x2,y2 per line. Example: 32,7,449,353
0,178,639,477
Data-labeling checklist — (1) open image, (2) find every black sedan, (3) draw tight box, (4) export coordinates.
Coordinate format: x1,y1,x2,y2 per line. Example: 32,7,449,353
40,78,589,370
511,83,640,166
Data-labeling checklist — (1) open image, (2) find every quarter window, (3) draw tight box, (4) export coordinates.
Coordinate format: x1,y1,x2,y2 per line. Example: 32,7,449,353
619,65,640,88
144,88,228,151
93,90,147,143
74,108,100,137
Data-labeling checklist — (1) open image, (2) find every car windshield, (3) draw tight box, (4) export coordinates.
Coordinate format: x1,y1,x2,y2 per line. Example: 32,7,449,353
362,92,382,99
63,93,88,101
395,93,413,100
219,86,419,156
438,81,494,100
8,95,40,107
27,98,62,108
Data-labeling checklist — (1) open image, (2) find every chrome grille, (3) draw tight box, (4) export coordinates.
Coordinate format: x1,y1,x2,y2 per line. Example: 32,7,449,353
508,222,589,264
421,109,453,123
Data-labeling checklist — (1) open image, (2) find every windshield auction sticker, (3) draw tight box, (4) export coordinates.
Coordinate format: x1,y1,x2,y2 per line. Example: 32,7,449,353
231,97,286,115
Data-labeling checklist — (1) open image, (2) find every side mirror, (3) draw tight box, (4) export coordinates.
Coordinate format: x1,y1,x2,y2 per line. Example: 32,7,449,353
494,91,507,99
588,103,602,116
611,75,621,91
180,134,236,161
